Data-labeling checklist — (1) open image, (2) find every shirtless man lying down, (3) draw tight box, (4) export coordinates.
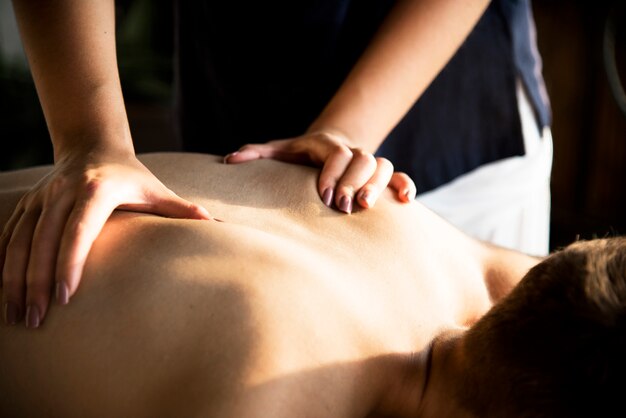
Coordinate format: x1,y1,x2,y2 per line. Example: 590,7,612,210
0,153,623,417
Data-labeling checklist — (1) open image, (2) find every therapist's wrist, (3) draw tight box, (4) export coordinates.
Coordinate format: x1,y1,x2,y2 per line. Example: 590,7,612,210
304,126,355,149
52,124,135,164
306,121,384,154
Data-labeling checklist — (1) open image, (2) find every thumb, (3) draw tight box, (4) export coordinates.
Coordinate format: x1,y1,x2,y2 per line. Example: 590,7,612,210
224,140,310,165
144,188,212,220
224,145,268,163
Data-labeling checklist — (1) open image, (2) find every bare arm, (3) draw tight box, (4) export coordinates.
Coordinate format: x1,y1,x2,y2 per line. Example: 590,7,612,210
1,0,210,329
227,0,490,210
308,0,491,150
12,0,131,158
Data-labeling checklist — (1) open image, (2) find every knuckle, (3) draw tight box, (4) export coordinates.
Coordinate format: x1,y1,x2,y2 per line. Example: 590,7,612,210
79,170,107,198
50,175,69,193
364,154,377,167
83,178,103,198
336,183,355,196
45,176,70,201
398,172,412,183
1,263,21,289
357,187,377,207
332,144,353,159
376,157,393,170
352,149,376,164
20,193,39,211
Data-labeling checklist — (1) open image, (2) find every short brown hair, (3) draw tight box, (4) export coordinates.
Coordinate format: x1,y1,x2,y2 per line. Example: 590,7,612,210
458,237,626,417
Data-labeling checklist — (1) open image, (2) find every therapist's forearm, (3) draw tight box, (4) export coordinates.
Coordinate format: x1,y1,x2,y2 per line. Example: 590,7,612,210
12,0,133,161
307,0,491,152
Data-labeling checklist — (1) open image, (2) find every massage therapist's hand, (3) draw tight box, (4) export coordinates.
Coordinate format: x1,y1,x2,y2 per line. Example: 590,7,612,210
0,149,212,328
224,131,416,213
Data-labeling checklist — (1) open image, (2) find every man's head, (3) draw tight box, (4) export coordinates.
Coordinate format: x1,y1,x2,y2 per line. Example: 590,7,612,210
453,237,626,417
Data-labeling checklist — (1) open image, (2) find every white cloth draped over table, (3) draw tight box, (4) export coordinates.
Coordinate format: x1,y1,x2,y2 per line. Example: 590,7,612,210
418,80,553,257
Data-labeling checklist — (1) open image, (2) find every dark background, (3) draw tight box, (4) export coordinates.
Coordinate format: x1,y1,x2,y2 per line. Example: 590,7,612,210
535,2,626,249
0,0,624,252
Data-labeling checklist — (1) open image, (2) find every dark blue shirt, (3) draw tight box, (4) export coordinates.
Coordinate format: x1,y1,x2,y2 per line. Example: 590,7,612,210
174,0,551,193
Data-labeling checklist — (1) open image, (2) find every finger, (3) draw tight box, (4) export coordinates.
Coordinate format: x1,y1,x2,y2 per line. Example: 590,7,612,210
318,145,353,209
0,204,25,289
2,207,40,326
334,149,377,214
389,172,417,203
126,187,212,220
25,194,75,327
355,158,394,209
225,141,313,165
55,191,118,304
224,141,286,163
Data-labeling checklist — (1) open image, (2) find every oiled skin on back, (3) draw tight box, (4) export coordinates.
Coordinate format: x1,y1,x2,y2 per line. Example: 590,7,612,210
0,153,510,417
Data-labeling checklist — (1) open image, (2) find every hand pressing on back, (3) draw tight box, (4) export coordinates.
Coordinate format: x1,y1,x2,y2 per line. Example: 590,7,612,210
224,131,416,213
0,149,212,328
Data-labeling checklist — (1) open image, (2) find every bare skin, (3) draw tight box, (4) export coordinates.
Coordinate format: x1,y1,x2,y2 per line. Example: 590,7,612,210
3,0,213,327
225,0,491,194
0,153,538,418
5,0,490,321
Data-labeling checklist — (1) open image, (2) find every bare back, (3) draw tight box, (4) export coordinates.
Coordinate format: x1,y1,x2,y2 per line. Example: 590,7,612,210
0,153,501,417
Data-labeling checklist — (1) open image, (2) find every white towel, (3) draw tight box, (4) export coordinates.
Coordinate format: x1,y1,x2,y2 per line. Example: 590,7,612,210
418,80,553,256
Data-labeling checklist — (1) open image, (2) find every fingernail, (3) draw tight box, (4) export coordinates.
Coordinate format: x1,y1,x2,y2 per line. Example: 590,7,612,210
198,206,212,219
213,218,224,223
56,282,70,305
223,152,238,163
403,189,412,201
360,190,372,207
26,305,40,329
339,195,352,214
322,188,333,207
4,302,20,325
